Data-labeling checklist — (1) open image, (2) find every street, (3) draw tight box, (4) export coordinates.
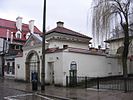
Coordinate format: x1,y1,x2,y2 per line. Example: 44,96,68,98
0,78,54,100
1,78,133,100
4,93,53,100
0,85,25,100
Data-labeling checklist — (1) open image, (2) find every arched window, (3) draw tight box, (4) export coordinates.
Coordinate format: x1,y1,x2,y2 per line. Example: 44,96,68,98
116,46,124,55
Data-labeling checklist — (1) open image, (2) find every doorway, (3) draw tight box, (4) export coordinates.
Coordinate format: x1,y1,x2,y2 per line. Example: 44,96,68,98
25,50,40,82
48,62,54,84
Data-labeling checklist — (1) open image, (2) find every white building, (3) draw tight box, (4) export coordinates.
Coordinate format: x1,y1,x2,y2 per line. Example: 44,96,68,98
105,30,133,74
0,17,41,78
15,21,128,86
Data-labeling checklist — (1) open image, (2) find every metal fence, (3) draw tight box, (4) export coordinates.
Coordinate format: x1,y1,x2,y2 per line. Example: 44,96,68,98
66,76,133,92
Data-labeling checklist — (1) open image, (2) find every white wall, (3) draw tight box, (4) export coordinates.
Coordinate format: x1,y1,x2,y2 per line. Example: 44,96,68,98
62,52,123,86
15,57,25,80
45,52,63,85
48,40,89,49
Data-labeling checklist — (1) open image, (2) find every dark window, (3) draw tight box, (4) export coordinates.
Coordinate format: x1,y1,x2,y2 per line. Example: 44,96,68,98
17,64,20,69
9,44,15,49
63,45,68,49
17,33,21,38
7,62,10,74
15,45,20,50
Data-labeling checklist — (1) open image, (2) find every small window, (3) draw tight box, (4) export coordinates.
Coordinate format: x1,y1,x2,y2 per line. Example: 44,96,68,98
17,64,20,69
63,45,68,49
26,33,31,39
17,33,21,38
16,31,22,39
15,45,20,50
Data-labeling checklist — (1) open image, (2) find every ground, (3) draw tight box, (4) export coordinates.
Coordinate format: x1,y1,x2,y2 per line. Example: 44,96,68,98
1,78,133,100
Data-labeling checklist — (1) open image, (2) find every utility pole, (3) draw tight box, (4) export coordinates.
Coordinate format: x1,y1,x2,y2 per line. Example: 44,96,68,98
41,0,46,91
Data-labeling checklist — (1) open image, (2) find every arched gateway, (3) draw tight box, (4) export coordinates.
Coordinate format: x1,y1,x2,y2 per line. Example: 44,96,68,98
25,50,40,82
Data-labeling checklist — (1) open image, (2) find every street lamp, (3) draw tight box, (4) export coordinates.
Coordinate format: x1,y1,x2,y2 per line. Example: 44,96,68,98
41,0,46,91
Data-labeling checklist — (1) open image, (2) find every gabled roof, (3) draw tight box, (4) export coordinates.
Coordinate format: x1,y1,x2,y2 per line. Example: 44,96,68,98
0,18,42,41
24,33,42,47
24,33,48,47
46,26,92,39
32,33,42,42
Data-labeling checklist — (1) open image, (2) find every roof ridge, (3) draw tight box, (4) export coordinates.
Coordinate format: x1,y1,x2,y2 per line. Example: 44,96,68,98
0,18,16,23
61,26,88,37
0,18,39,29
46,26,92,39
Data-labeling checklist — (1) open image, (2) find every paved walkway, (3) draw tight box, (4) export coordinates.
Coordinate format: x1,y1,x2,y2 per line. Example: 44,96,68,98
1,78,133,100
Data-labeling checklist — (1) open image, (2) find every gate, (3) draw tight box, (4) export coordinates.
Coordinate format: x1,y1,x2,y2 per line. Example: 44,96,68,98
69,61,77,87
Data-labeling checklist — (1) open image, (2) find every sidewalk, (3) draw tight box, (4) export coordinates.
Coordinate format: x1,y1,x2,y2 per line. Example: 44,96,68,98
1,78,133,100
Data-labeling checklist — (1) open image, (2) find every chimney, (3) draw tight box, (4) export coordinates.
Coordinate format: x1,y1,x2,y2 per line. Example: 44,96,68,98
16,16,22,31
11,32,13,44
6,29,9,41
29,20,34,33
57,21,64,27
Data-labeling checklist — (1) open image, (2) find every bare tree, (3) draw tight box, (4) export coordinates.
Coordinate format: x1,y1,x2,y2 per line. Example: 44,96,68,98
92,0,133,92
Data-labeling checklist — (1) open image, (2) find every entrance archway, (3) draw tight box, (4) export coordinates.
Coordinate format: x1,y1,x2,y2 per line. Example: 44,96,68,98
25,50,40,82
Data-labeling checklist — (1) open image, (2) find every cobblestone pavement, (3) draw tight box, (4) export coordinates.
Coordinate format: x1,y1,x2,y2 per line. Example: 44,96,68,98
1,78,133,100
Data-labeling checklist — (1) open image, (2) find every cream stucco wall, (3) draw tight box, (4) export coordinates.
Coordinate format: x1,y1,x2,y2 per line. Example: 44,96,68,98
62,52,123,86
15,57,25,80
48,40,89,50
45,52,63,85
15,47,132,86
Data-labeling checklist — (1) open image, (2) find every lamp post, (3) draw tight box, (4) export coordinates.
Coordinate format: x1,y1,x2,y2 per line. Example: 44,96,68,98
41,0,46,91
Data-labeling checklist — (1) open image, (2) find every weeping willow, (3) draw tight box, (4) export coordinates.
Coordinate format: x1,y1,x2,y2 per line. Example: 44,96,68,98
92,0,112,47
92,0,133,92
92,0,132,47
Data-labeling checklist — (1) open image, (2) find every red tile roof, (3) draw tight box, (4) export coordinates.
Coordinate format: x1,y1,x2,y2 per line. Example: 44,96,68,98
46,47,106,56
0,18,42,41
46,26,92,39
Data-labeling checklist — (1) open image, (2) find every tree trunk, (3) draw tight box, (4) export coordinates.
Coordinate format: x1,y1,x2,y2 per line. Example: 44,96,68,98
122,52,128,92
122,24,130,92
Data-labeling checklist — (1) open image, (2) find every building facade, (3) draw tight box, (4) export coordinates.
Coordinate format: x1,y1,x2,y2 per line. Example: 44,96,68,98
0,17,41,78
15,21,126,86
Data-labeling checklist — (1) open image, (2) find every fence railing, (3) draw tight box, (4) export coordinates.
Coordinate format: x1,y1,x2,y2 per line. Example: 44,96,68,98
66,76,133,92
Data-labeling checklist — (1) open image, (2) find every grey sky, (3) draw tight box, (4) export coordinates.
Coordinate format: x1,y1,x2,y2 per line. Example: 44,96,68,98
0,0,92,37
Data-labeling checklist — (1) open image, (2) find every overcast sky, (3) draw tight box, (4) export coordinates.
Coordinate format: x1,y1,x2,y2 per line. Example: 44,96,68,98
0,0,93,37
